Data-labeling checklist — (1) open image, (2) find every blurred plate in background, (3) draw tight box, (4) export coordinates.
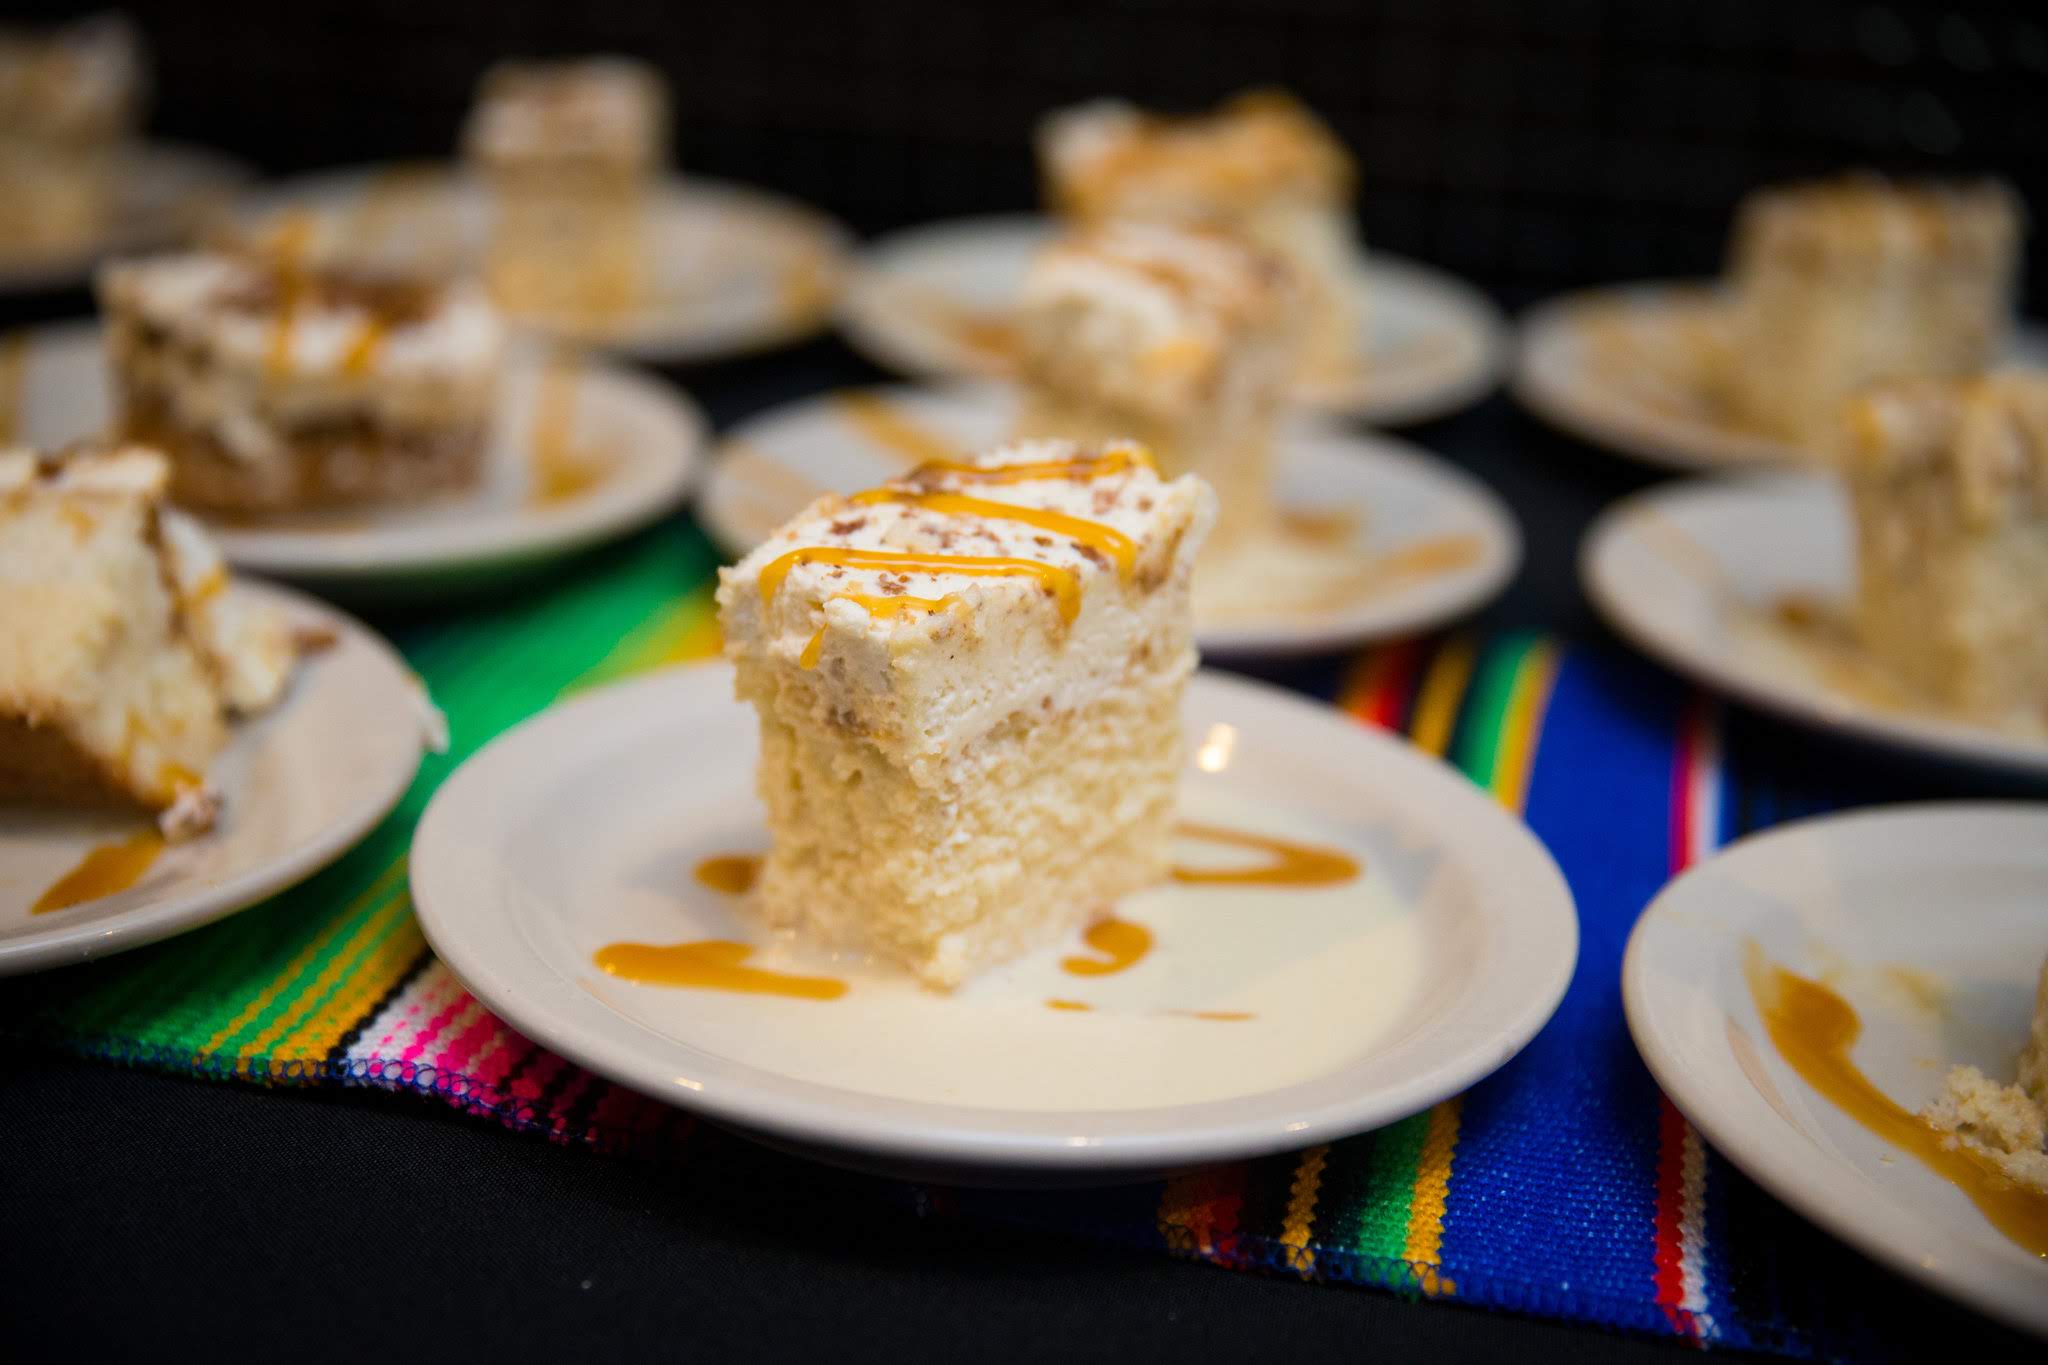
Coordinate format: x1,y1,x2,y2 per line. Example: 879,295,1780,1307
1516,283,2048,472
0,582,425,976
838,214,1508,427
0,142,251,295
10,322,706,597
1583,471,2048,775
240,166,853,364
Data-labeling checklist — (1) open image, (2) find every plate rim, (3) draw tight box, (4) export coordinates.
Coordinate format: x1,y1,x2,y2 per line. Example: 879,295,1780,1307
237,163,856,364
21,321,710,581
697,380,1522,657
1581,471,2048,776
1621,800,2048,1337
0,579,425,976
835,211,1508,425
410,660,1579,1175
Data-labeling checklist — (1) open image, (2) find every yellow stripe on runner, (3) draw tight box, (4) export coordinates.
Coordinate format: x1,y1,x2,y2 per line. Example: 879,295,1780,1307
1402,1097,1464,1296
1490,641,1562,809
236,887,420,1063
1279,1143,1331,1275
1409,636,1477,758
271,911,428,1064
199,859,409,1058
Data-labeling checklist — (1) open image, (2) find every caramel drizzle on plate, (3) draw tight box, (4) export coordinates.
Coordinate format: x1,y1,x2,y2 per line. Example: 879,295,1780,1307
32,832,164,915
834,391,961,467
1060,917,1153,977
595,940,847,1001
693,854,761,895
528,354,612,506
1745,944,2048,1257
1170,822,1361,887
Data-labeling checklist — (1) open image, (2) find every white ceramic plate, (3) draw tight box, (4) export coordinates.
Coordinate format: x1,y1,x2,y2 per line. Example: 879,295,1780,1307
411,662,1577,1183
238,166,852,363
1624,803,2048,1337
699,383,1520,656
1516,282,2048,472
1583,472,2048,776
0,143,250,294
0,582,426,975
10,321,706,591
837,214,1507,425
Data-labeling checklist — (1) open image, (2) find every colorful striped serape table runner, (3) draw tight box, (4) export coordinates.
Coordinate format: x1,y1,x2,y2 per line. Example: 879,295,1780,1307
0,522,2001,1361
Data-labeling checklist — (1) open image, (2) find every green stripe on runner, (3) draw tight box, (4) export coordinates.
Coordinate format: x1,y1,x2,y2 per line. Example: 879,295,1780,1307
1451,632,1540,789
192,865,412,1058
1345,1111,1433,1271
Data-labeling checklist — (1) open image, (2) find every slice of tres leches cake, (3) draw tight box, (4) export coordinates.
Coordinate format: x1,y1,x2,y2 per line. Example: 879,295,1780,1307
0,444,301,838
715,439,1215,988
1013,220,1300,560
1836,371,2048,728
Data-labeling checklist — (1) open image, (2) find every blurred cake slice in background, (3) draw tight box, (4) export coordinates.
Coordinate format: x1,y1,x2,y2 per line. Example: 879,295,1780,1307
1837,372,2048,727
0,13,145,254
1038,89,1361,386
461,56,670,327
0,445,300,837
1013,221,1299,558
1723,176,2022,452
97,241,502,516
716,438,1214,988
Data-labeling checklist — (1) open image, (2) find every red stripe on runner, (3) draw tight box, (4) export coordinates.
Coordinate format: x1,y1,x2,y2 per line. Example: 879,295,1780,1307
1652,1096,1700,1338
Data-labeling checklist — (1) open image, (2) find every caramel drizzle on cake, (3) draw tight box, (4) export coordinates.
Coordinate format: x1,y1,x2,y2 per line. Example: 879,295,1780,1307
263,214,316,377
848,488,1139,581
339,316,391,376
759,547,1081,623
763,447,1160,670
799,593,962,669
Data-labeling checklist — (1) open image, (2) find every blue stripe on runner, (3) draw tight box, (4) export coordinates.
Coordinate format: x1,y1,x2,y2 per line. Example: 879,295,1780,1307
1438,649,1685,1333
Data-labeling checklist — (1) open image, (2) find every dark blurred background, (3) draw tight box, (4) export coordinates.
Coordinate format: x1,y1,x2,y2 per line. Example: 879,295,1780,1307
6,0,2047,311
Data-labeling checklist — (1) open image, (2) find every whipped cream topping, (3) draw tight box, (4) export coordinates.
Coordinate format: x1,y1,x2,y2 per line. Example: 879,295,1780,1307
1018,222,1295,412
100,252,502,378
98,250,502,463
718,439,1215,781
